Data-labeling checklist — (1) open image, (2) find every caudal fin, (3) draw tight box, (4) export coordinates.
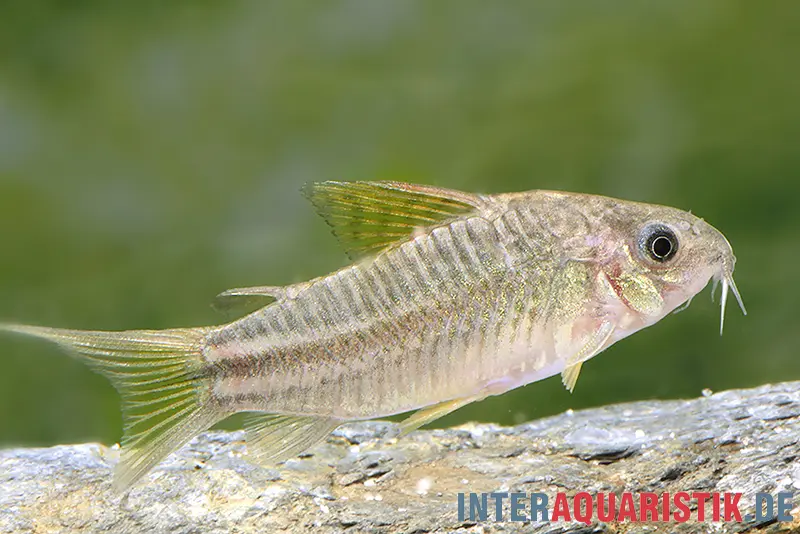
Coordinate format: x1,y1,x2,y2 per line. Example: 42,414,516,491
0,323,223,492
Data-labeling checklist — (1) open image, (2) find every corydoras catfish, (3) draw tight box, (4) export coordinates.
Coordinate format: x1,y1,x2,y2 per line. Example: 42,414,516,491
0,181,746,492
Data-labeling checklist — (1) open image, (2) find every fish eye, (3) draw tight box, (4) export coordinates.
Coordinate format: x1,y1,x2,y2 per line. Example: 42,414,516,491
640,224,679,263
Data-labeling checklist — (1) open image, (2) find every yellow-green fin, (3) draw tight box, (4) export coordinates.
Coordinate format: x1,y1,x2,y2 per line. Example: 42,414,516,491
302,181,482,259
398,395,483,436
560,321,615,393
561,362,583,393
243,413,339,465
0,323,223,493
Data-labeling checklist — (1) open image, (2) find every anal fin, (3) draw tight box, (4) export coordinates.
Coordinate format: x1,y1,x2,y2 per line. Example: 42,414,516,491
243,413,339,465
398,396,483,436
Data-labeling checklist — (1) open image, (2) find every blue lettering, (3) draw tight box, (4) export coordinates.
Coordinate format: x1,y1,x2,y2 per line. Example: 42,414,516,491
777,492,794,522
469,492,488,521
510,492,527,521
490,492,508,521
755,493,774,522
530,493,549,521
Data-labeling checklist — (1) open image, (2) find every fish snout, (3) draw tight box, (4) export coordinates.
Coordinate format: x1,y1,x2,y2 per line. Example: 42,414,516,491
710,233,746,335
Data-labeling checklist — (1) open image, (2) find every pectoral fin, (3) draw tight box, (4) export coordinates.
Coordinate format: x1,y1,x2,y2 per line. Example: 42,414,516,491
561,362,583,393
561,321,615,393
398,395,484,436
243,413,339,465
301,181,483,259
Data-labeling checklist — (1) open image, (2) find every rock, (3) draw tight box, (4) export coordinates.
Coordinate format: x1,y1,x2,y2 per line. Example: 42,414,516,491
2,382,800,533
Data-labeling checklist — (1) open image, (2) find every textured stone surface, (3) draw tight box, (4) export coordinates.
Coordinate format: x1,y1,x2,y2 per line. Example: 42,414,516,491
2,382,800,533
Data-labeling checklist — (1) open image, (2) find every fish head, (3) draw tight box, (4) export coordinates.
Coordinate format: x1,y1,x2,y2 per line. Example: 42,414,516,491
598,201,746,335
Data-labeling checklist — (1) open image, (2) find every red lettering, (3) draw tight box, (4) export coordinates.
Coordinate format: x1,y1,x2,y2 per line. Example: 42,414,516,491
552,493,571,521
618,493,637,522
724,493,743,521
673,492,691,522
693,492,711,521
519,490,745,524
597,493,616,522
712,493,721,521
573,492,592,525
639,492,658,522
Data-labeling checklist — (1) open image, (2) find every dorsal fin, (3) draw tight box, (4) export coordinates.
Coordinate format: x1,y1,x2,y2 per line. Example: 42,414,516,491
301,181,482,259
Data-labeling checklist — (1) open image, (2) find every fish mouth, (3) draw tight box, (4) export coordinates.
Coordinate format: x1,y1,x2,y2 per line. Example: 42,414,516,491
713,267,747,335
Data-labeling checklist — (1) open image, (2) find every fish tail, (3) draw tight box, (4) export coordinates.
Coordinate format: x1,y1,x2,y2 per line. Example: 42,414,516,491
0,323,223,493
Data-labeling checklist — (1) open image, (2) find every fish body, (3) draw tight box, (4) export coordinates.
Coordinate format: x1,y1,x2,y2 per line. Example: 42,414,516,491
0,181,746,491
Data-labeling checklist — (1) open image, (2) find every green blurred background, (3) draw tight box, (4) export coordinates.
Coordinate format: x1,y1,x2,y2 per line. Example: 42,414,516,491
1,2,798,448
